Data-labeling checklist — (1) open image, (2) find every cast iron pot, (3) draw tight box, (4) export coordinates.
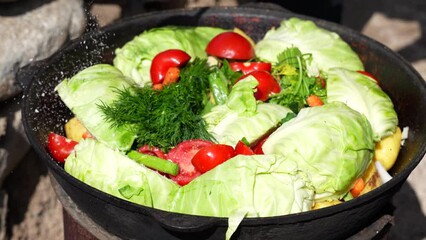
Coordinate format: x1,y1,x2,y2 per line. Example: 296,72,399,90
20,4,426,240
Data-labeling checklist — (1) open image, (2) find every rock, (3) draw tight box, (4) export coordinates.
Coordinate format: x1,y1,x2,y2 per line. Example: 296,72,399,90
0,0,86,101
0,98,29,186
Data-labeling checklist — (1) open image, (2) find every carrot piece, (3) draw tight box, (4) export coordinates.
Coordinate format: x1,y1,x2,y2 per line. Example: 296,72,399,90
306,95,324,107
152,83,164,91
350,178,365,198
163,67,180,85
82,131,93,139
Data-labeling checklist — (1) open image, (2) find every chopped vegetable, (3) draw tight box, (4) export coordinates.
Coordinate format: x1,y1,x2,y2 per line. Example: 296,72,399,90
206,31,255,60
235,140,255,156
238,70,281,101
230,61,272,74
262,102,375,200
167,139,214,186
99,59,214,151
269,47,326,113
327,68,398,141
47,132,78,163
191,144,236,173
306,94,324,107
150,49,190,85
114,26,225,86
255,17,364,73
128,150,179,176
350,178,365,198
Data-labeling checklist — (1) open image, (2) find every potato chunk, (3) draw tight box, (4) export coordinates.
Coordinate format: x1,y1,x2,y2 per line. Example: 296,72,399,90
373,127,402,170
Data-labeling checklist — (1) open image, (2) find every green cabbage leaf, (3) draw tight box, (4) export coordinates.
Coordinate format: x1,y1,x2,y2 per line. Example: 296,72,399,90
262,102,374,200
255,18,364,75
113,26,225,86
327,68,398,141
55,64,136,151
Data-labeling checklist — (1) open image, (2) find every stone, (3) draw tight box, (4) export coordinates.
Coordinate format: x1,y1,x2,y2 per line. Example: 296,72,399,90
0,0,87,101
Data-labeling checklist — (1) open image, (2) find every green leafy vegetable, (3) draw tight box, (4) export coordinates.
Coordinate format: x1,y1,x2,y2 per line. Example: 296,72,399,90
327,68,398,141
262,102,375,200
269,47,326,113
55,64,136,151
203,77,293,146
255,18,364,74
114,26,225,87
100,59,214,151
65,138,179,208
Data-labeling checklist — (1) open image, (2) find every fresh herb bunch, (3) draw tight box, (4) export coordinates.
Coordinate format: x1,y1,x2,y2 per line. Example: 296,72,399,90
269,47,326,113
99,58,214,151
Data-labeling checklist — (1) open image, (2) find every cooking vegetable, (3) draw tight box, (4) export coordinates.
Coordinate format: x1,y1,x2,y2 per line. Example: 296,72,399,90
137,145,167,159
203,77,292,147
208,66,230,105
238,70,281,101
255,18,364,74
192,144,236,173
306,94,324,107
235,140,255,155
357,70,378,83
327,68,398,141
128,150,179,176
359,160,382,196
55,64,136,151
47,133,78,163
100,59,214,151
268,47,326,113
114,26,225,86
150,49,191,84
262,102,375,200
205,31,255,60
64,117,89,142
230,61,272,74
65,138,179,208
167,139,214,186
350,178,365,198
373,126,402,170
170,154,314,239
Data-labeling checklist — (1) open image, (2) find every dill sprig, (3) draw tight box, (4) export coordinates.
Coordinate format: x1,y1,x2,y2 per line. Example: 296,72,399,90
99,58,214,151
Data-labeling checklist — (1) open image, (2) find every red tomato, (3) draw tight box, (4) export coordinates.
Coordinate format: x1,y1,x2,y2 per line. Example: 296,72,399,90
150,49,191,85
252,136,269,154
167,139,214,186
191,144,236,173
238,70,281,101
235,140,254,156
205,32,255,60
47,132,78,163
357,70,378,83
230,62,272,74
138,145,167,159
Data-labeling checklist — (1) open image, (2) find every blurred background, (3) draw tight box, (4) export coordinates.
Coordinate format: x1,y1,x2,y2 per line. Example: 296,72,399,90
0,0,425,239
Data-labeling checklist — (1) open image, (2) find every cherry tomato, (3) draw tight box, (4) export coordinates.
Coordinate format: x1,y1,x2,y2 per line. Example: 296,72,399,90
230,62,272,75
235,140,254,156
238,70,281,101
206,32,255,60
150,49,191,85
138,145,167,159
47,132,78,163
167,139,214,186
357,70,378,83
191,144,236,173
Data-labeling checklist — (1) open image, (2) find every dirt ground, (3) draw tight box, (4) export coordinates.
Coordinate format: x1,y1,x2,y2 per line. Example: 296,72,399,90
4,1,426,239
